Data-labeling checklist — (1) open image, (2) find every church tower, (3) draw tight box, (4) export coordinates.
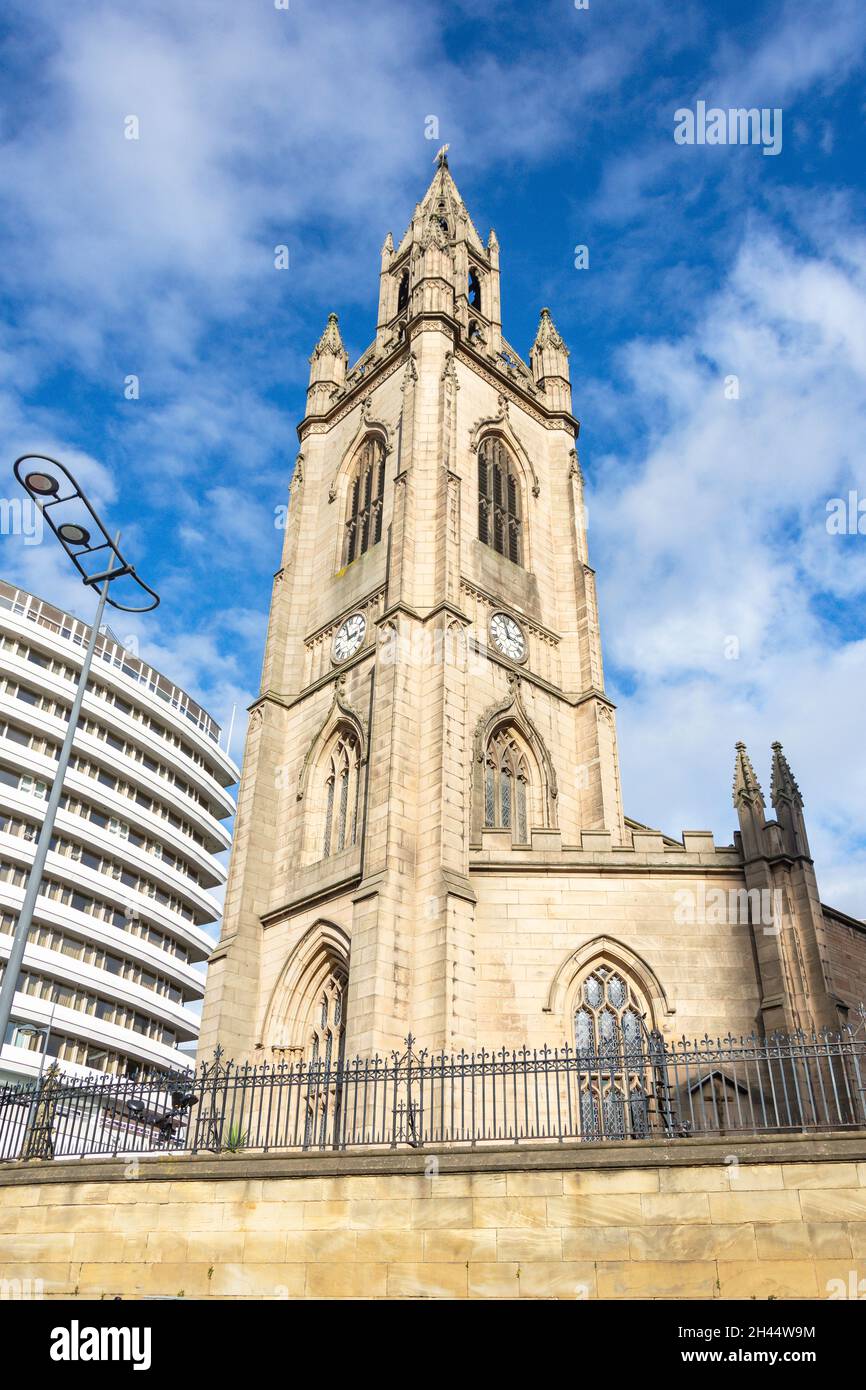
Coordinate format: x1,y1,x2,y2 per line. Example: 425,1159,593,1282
199,153,625,1060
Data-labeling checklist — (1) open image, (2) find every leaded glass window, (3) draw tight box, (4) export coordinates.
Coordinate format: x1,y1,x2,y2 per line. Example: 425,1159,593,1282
574,966,645,1057
304,969,348,1147
573,965,651,1140
483,729,531,844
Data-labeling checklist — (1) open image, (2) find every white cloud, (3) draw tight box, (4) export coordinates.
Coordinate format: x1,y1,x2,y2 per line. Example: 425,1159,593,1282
590,218,866,915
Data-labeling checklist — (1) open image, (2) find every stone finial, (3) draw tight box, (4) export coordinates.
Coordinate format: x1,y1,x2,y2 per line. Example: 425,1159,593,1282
381,231,394,255
732,741,765,810
770,742,804,809
487,228,499,252
306,312,348,413
311,312,346,361
533,307,569,355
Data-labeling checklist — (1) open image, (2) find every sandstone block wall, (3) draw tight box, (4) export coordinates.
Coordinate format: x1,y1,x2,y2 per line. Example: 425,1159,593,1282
1,1135,865,1300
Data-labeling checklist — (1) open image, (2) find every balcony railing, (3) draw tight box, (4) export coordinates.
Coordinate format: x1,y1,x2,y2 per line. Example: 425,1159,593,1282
1,1023,865,1163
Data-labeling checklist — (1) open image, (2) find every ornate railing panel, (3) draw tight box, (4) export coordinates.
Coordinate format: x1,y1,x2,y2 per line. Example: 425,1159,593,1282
1,1025,864,1162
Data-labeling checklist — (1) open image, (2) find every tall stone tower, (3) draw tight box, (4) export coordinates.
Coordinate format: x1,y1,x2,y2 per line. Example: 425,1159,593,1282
200,155,860,1068
199,153,624,1060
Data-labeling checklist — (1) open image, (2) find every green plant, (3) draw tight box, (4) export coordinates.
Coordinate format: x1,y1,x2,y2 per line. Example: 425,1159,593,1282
222,1122,248,1153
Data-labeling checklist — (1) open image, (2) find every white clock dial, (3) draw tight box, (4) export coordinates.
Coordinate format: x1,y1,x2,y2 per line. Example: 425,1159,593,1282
490,612,527,663
332,612,366,663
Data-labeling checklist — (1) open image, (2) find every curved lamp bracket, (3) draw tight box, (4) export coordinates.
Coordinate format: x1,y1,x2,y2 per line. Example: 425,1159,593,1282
14,454,160,613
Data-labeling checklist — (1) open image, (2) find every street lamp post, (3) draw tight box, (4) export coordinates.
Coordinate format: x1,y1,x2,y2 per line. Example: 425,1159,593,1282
0,455,159,1063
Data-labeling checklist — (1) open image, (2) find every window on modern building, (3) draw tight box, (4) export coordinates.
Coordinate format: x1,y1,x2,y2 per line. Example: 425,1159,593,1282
483,728,530,844
344,437,386,565
19,774,49,800
477,436,522,564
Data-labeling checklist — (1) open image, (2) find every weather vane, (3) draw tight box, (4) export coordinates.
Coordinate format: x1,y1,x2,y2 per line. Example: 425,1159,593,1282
434,143,450,167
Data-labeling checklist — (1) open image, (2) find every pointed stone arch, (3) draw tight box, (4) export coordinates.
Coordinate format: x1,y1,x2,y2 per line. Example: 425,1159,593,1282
261,920,351,1055
471,673,557,838
328,395,395,506
297,676,368,803
469,394,540,499
545,935,675,1031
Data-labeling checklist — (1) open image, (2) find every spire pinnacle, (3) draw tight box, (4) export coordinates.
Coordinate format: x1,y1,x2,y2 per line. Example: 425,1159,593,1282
533,306,569,355
311,312,346,360
770,742,803,809
395,155,485,257
732,741,765,810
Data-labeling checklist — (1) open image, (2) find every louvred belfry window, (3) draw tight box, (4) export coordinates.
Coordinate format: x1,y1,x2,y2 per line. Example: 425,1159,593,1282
477,436,521,565
345,437,386,564
322,730,361,858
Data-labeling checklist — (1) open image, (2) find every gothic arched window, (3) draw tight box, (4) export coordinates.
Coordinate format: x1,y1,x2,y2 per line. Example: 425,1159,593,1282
574,966,646,1059
573,964,650,1140
483,728,530,843
304,966,348,1147
345,437,385,564
322,728,361,858
396,270,409,315
309,969,347,1071
477,436,522,565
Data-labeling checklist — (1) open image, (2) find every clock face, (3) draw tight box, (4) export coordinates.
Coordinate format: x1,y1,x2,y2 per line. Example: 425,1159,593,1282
333,612,366,663
490,612,527,663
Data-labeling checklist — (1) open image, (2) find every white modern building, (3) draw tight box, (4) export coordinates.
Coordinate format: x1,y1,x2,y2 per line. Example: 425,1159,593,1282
0,579,238,1081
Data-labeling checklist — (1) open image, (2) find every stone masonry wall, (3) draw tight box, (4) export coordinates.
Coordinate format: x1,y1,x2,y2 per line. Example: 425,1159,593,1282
1,1135,865,1300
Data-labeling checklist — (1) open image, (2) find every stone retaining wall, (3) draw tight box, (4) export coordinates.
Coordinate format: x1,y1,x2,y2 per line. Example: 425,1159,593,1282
1,1133,865,1299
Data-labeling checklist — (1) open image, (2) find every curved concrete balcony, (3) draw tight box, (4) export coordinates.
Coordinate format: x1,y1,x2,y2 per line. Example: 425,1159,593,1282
0,830,222,930
0,712,232,853
7,938,203,1027
4,994,196,1079
0,882,215,967
0,899,209,999
0,756,230,872
0,647,237,814
0,594,239,788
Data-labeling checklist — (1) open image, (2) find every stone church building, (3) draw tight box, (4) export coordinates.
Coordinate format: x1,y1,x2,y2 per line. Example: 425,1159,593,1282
198,155,866,1068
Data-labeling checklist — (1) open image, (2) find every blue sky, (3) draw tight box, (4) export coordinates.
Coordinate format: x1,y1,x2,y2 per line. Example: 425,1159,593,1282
1,0,865,914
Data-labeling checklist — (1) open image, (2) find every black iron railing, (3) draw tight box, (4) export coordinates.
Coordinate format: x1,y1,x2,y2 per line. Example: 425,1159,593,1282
1,1025,865,1162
